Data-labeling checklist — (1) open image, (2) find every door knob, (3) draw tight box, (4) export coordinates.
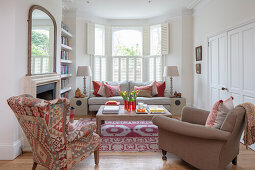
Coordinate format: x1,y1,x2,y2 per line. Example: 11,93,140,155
221,87,228,91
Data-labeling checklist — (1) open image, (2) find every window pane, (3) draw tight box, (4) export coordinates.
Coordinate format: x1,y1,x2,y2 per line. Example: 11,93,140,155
113,58,119,82
156,56,162,81
136,58,143,82
113,28,142,56
150,25,161,55
94,57,100,81
149,58,155,81
120,58,127,81
129,58,135,81
101,57,106,81
95,25,105,55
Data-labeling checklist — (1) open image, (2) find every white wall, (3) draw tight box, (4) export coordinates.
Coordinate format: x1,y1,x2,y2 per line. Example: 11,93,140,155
193,0,255,110
164,16,194,106
0,0,62,160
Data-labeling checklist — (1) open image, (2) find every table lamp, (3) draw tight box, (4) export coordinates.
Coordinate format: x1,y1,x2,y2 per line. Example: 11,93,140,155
163,66,179,97
77,66,92,96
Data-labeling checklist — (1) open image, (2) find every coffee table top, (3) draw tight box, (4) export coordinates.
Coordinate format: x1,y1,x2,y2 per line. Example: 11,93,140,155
97,105,172,117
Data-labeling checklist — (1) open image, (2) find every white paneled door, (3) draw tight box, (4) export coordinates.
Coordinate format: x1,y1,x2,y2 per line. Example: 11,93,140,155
209,22,255,107
228,23,255,106
209,22,255,151
209,33,229,107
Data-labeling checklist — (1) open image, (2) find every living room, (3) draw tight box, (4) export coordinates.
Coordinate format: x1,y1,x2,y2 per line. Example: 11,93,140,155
1,0,255,169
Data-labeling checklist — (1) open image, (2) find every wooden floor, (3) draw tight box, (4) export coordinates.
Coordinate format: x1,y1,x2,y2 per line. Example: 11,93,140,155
0,144,255,170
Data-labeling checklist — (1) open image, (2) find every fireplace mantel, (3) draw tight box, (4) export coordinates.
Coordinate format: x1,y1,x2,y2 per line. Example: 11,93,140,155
24,73,61,98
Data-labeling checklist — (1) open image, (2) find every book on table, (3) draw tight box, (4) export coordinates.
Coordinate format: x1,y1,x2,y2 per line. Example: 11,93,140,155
102,106,120,114
148,105,165,114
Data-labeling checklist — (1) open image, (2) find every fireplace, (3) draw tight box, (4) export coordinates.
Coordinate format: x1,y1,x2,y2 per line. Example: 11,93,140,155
36,83,56,100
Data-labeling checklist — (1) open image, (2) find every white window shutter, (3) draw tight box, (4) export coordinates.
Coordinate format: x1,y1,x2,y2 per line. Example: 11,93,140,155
105,25,112,56
161,23,169,55
143,26,150,56
87,22,95,55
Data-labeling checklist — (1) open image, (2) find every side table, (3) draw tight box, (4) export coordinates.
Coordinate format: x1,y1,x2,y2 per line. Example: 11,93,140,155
70,97,88,115
170,97,186,115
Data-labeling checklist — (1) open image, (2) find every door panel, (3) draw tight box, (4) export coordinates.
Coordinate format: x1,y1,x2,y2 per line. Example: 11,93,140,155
227,22,255,106
229,32,241,91
243,28,255,95
209,33,228,107
211,39,219,87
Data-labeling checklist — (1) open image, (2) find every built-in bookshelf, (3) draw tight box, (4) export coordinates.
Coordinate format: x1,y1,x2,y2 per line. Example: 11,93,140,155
60,22,72,98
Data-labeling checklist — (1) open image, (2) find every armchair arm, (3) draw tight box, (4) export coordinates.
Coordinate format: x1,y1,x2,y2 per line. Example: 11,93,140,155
67,119,96,142
181,106,210,125
153,115,230,141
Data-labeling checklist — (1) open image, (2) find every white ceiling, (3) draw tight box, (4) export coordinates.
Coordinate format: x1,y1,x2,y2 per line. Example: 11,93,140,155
63,0,201,20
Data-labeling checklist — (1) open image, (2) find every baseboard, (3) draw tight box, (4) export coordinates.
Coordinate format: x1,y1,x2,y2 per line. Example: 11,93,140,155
0,138,22,160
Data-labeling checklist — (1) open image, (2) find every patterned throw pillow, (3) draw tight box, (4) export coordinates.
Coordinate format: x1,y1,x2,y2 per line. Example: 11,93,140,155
92,81,101,96
134,85,153,97
205,97,234,129
156,81,166,97
104,84,121,97
97,81,107,97
151,81,158,96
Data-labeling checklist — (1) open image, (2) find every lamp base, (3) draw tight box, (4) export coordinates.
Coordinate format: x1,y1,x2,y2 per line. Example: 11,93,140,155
170,76,173,97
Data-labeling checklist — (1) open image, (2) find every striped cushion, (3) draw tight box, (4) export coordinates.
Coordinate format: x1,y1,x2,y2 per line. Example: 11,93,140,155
134,85,153,97
105,84,121,97
206,97,234,129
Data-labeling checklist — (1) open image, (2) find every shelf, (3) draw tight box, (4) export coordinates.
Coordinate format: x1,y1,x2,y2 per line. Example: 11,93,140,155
61,44,72,51
61,59,72,64
60,87,72,94
61,74,72,78
61,28,72,38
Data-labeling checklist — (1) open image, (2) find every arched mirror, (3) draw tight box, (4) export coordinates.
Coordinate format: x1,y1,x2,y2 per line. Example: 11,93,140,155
27,5,57,76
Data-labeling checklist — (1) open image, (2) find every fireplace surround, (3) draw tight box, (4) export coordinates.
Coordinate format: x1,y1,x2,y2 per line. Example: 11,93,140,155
24,74,60,99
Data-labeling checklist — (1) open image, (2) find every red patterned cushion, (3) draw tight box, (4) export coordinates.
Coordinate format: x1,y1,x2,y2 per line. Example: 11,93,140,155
105,84,121,97
92,81,101,96
134,85,153,97
205,97,234,129
156,81,166,97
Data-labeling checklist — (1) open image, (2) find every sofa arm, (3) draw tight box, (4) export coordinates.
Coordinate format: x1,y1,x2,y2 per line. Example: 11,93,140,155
153,115,230,141
181,106,210,125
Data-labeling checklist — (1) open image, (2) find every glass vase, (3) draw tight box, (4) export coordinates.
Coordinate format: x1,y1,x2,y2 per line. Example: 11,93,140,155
124,100,128,110
127,101,131,112
132,100,136,111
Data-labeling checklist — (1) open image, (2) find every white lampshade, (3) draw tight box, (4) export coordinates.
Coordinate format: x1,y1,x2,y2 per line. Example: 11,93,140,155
77,66,92,77
163,66,179,77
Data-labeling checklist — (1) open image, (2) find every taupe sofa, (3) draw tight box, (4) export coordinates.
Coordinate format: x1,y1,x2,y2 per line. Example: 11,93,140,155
152,106,246,170
88,81,171,112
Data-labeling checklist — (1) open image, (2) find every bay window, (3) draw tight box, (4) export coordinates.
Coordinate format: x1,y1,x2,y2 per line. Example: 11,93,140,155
112,28,143,82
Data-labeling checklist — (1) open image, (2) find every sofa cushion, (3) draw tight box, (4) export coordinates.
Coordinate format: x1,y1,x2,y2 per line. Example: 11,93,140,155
107,81,129,92
134,85,153,97
88,96,171,105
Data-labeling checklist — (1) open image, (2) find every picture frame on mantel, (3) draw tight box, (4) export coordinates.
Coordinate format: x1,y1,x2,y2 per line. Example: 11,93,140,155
196,63,201,74
195,46,202,61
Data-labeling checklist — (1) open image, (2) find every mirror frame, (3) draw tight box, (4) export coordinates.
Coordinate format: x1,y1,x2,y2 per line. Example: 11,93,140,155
27,5,57,76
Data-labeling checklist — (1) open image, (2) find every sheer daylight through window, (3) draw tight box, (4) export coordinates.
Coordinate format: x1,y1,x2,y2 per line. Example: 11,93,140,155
112,28,143,82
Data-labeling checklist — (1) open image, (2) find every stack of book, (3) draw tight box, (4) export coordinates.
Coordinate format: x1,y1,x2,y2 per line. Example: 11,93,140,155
102,106,120,114
148,105,165,114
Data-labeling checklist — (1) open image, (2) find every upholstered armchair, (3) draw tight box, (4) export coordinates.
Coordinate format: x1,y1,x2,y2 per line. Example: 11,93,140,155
7,95,100,170
152,106,246,170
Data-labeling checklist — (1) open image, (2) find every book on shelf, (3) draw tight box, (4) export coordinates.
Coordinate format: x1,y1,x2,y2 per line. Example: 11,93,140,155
148,105,165,113
61,21,69,32
61,65,70,74
102,106,119,114
61,79,70,89
61,50,70,60
61,91,69,98
61,36,69,46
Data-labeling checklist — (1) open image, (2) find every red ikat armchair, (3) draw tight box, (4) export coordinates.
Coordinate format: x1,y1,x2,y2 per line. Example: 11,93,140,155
7,94,100,170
